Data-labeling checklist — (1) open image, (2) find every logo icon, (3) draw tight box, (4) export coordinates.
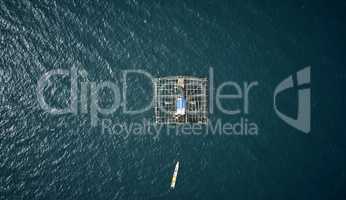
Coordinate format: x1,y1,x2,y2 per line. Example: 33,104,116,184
274,67,311,133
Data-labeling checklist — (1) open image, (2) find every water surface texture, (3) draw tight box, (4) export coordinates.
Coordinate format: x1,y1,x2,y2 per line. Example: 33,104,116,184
1,0,346,199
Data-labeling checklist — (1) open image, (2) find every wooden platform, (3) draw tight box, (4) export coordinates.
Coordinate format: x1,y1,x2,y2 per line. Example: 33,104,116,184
154,76,208,124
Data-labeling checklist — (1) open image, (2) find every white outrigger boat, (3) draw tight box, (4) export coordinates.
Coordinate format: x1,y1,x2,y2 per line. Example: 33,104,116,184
170,161,180,189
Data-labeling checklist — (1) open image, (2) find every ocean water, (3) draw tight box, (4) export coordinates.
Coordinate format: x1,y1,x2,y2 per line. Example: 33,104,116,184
1,0,346,199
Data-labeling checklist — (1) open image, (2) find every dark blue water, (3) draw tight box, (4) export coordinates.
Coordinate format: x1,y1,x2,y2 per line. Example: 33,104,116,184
1,0,346,199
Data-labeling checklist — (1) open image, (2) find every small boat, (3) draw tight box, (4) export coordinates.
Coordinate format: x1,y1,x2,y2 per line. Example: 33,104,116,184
170,161,180,189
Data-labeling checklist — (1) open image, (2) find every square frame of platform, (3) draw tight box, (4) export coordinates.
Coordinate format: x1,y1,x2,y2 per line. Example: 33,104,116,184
154,76,208,124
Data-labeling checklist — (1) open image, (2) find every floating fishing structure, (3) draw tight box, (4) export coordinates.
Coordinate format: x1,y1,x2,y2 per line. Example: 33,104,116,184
154,76,208,124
